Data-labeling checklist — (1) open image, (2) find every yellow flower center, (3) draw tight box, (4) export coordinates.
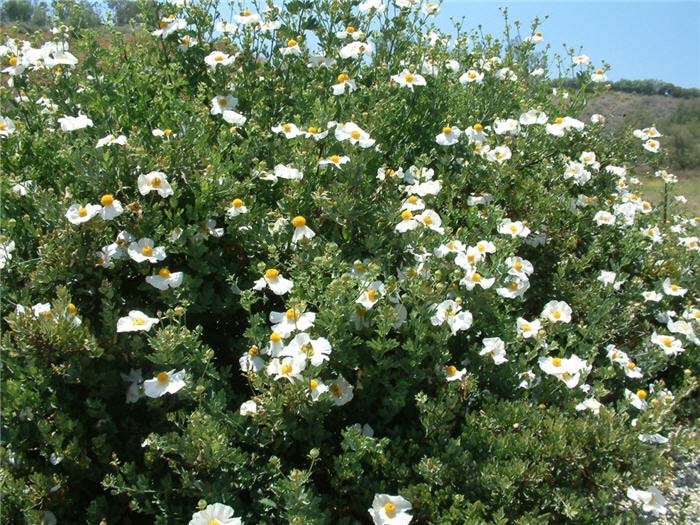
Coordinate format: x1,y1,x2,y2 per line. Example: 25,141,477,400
208,520,221,525
160,20,169,28
514,262,523,271
473,123,483,131
509,282,518,289
270,332,283,344
292,215,306,227
401,210,413,220
346,26,356,33
628,362,636,369
471,273,481,282
330,383,342,397
232,198,244,208
647,229,654,236
386,168,395,176
287,39,297,47
242,9,251,16
265,268,280,279
132,317,146,326
337,73,350,82
509,224,518,233
447,365,457,376
101,194,114,206
285,308,301,321
151,177,162,187
0,123,6,131
218,97,229,106
671,284,679,292
552,357,562,367
141,246,154,257
309,379,319,389
330,155,342,163
281,363,293,375
468,71,477,79
9,56,18,66
404,73,414,83
596,69,604,75
562,372,572,380
163,129,173,136
408,196,418,204
423,216,433,225
157,372,169,383
637,390,647,399
555,117,564,124
158,268,171,278
67,303,77,314
96,257,105,265
351,130,361,140
536,31,542,37
367,289,378,301
384,502,396,516
283,123,292,132
307,126,318,133
521,323,530,332
181,37,190,45
443,126,452,135
552,310,561,320
78,207,88,217
662,337,673,347
302,343,314,355
214,55,225,62
248,346,259,356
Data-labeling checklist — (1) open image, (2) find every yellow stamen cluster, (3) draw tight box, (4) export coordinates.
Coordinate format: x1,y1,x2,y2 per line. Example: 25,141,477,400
78,207,88,217
280,363,293,375
285,309,301,321
404,73,414,83
292,216,306,227
265,268,280,279
447,365,457,376
157,372,169,383
158,268,171,278
101,194,114,206
552,357,562,367
384,502,396,516
637,390,647,399
231,198,244,208
270,332,282,343
141,246,154,257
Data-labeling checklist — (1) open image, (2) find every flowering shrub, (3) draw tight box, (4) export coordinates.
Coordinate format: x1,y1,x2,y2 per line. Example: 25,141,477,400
1,1,699,523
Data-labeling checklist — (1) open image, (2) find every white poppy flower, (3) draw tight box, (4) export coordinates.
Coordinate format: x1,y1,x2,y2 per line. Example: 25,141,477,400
137,171,173,197
127,238,166,264
253,268,294,295
98,194,124,220
65,203,101,224
541,300,572,323
269,308,316,337
116,310,160,333
146,268,184,290
391,69,426,90
479,337,508,365
58,114,93,131
369,494,413,525
143,369,186,397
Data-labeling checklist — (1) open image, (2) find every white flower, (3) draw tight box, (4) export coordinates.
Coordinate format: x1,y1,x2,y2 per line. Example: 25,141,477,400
239,346,264,373
98,194,124,220
435,126,461,146
575,398,602,415
516,318,541,339
0,116,16,136
269,308,316,337
0,240,16,269
517,370,537,389
572,54,590,65
359,0,385,12
116,310,160,333
65,203,101,224
486,145,512,164
591,68,607,82
593,210,616,226
643,139,660,153
642,291,663,302
204,51,234,70
146,268,184,290
369,494,412,525
651,332,685,356
430,300,473,335
253,268,294,295
519,109,548,125
459,69,484,84
445,365,466,382
143,369,186,397
638,434,669,444
227,198,248,217
137,171,174,197
291,215,315,243
96,133,127,148
234,9,261,25
328,375,354,406
335,122,375,148
391,69,426,90
625,388,649,410
538,355,589,388
339,41,374,59
493,118,520,135
308,378,329,401
662,278,687,296
280,38,302,56
152,128,176,139
266,163,304,182
280,332,332,367
498,219,530,238
267,356,306,382
222,110,247,125
461,269,495,291
152,16,187,38
188,503,242,525
541,300,572,323
597,270,617,286
211,95,238,115
128,238,166,264
415,210,444,233
479,337,508,365
272,122,303,139
58,114,93,131
357,281,385,310
239,400,258,416
319,154,350,168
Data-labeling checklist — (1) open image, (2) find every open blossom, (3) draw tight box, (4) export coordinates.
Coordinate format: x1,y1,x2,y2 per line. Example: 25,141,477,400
335,122,375,147
128,238,166,264
267,356,306,382
498,219,530,238
541,300,572,323
319,154,350,168
339,40,374,59
593,210,616,226
357,281,385,310
239,399,258,416
253,268,294,295
143,369,186,397
486,145,512,164
269,308,316,337
146,268,183,290
516,317,541,338
205,51,234,69
116,310,159,333
479,337,508,365
0,116,16,136
211,95,238,115
138,171,174,197
227,198,248,217
575,398,602,415
280,38,302,56
369,494,412,525
662,278,687,296
459,69,484,84
627,487,667,516
280,332,332,367
538,355,589,388
436,126,461,145
651,332,685,356
291,215,315,243
328,375,354,406
99,194,123,220
65,203,101,224
445,365,466,382
461,269,495,291
272,122,303,139
239,346,264,373
152,15,186,38
643,139,660,153
96,133,127,148
625,388,649,410
391,69,426,90
58,114,93,131
430,300,473,335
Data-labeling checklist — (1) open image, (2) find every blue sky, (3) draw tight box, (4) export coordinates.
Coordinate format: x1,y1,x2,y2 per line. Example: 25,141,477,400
437,1,700,87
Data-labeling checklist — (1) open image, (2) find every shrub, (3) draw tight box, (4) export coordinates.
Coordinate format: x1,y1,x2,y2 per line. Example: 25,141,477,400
1,1,698,524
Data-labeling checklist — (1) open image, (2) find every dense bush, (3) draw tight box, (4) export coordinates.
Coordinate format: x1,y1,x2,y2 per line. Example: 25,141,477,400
1,1,698,523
